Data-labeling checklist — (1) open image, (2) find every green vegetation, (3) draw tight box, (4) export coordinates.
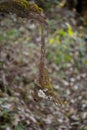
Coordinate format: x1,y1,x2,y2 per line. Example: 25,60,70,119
0,0,87,130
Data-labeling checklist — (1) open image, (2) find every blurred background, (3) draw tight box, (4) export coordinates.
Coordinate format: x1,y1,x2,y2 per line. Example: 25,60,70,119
0,0,87,130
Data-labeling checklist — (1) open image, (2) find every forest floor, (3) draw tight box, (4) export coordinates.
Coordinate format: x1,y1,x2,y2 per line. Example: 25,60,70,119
0,8,87,130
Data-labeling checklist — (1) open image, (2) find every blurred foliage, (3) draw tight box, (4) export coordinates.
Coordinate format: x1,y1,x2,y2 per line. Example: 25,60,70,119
84,126,87,130
0,0,87,129
47,22,86,71
35,0,60,10
35,0,87,25
0,109,14,129
14,121,27,130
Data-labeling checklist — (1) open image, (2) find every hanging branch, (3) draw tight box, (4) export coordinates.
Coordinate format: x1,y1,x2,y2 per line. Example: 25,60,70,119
34,25,64,106
38,26,46,86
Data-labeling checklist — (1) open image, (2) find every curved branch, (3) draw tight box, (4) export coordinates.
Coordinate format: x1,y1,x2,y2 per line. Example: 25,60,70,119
0,0,47,24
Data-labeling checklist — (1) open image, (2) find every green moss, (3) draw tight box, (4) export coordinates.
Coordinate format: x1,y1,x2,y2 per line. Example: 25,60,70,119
0,0,43,17
14,0,29,10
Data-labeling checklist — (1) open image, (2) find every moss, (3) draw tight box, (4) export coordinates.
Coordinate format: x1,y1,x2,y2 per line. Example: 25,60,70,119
0,0,43,17
14,0,29,10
